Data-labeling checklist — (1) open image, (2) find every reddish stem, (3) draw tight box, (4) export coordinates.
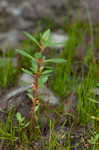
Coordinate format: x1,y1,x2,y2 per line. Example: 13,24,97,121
31,46,43,134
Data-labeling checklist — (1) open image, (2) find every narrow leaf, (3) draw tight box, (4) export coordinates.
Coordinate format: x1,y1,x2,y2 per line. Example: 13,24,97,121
34,52,42,59
16,49,32,59
42,70,53,75
38,75,48,88
31,60,38,73
43,36,51,47
22,68,32,76
24,32,40,47
41,29,51,45
34,105,40,112
24,122,30,128
44,42,64,48
88,98,99,104
27,93,33,102
20,118,25,122
45,66,53,69
16,49,37,63
44,58,67,63
16,112,22,121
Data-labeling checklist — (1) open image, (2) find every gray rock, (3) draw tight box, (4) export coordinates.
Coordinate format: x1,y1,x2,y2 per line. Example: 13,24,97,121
39,87,59,105
18,73,34,86
0,0,98,34
51,32,68,49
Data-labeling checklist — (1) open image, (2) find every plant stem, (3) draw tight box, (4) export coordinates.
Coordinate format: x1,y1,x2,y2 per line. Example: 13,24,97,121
32,46,43,134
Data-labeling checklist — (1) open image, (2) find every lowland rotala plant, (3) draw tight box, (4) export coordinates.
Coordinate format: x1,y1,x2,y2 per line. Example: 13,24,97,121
17,29,66,134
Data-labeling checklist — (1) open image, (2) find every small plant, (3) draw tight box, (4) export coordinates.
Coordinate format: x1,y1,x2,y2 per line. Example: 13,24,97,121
16,112,29,132
17,29,66,134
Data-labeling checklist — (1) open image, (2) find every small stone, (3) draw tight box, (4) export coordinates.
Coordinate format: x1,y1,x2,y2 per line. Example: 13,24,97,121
51,32,68,49
18,73,34,86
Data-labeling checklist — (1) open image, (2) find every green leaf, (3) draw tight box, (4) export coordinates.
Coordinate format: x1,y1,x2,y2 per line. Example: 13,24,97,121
16,49,37,64
45,66,53,69
42,70,53,75
34,105,40,112
20,118,25,123
42,29,50,40
24,122,30,128
31,60,38,73
27,88,32,93
27,93,33,102
44,42,64,48
16,112,22,121
41,29,50,45
96,83,99,87
22,68,32,76
88,98,99,104
40,66,45,72
34,52,42,59
43,36,51,47
24,32,40,47
44,58,67,63
38,75,48,88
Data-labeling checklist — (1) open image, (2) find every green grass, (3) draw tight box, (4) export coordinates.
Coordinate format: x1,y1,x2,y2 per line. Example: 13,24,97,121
0,49,19,88
50,20,87,98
